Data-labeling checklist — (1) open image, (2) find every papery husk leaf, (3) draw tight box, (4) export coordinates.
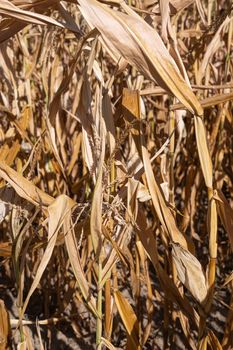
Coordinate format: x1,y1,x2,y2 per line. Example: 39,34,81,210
171,242,208,304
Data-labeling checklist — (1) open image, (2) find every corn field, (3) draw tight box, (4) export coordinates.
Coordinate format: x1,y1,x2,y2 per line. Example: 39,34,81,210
0,0,233,349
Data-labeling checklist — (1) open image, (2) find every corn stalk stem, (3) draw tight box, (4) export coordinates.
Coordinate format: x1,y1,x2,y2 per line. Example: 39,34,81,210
96,258,103,350
198,189,218,349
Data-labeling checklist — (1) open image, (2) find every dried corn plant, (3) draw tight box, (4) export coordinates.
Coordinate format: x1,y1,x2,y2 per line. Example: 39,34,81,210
0,0,233,349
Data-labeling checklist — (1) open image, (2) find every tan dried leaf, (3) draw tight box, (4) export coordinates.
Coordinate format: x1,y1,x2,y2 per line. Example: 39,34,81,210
171,91,233,111
0,300,10,350
200,17,231,81
0,0,65,27
136,211,199,326
194,116,213,189
0,161,53,208
122,88,188,248
0,242,11,257
100,337,118,350
216,189,233,251
169,0,194,13
208,329,223,350
171,242,208,304
78,0,203,116
22,195,76,315
64,210,98,317
114,290,140,350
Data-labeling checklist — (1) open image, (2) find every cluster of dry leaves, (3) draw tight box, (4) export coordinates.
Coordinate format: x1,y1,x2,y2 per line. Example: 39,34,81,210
0,0,233,349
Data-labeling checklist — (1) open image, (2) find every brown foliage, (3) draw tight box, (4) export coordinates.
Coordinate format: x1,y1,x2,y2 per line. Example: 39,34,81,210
0,0,233,349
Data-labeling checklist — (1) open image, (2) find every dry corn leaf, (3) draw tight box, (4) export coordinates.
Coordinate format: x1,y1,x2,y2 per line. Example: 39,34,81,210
67,132,82,176
22,326,34,350
100,337,117,350
0,242,11,257
194,116,213,189
22,195,75,315
102,90,116,155
78,0,203,116
200,17,231,80
216,189,233,251
136,211,199,326
0,161,53,208
140,140,188,247
35,319,45,350
56,2,83,37
46,29,98,177
195,0,207,25
171,242,208,304
127,177,139,221
100,225,130,289
171,91,233,111
77,74,98,179
0,0,65,27
114,290,140,350
122,88,188,248
4,140,20,167
17,340,26,350
169,0,194,13
0,0,231,347
0,201,6,224
64,206,98,317
222,271,233,287
0,299,11,350
208,329,223,350
0,19,25,43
